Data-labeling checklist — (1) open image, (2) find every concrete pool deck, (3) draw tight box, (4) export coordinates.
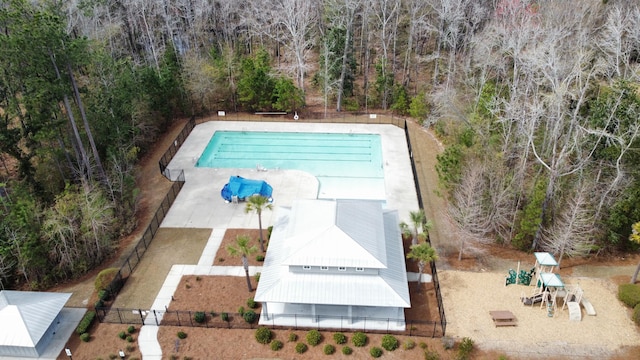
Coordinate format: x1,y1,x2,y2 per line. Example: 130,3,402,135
161,121,419,228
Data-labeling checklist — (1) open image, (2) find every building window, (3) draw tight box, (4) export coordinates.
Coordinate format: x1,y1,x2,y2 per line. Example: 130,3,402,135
355,267,364,272
303,265,311,270
321,266,329,271
338,266,347,271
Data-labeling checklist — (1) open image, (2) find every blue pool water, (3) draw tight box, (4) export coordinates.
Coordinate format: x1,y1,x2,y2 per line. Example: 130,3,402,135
196,131,385,198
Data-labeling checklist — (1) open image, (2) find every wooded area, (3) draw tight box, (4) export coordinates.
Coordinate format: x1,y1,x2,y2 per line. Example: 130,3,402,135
0,0,639,290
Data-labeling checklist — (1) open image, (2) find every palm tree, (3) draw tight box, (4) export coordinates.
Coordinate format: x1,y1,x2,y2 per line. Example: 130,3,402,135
409,209,432,245
245,195,273,252
227,235,258,292
406,242,439,289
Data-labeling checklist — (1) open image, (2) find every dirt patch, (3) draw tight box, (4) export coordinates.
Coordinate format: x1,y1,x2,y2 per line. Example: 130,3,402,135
157,327,463,360
440,270,640,359
215,228,266,266
60,323,143,360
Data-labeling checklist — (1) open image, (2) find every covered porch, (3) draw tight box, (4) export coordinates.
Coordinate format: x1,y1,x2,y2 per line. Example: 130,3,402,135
258,302,406,331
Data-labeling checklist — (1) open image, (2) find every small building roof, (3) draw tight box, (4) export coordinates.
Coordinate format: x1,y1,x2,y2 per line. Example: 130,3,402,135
0,291,71,348
534,252,558,266
540,273,564,288
255,199,410,308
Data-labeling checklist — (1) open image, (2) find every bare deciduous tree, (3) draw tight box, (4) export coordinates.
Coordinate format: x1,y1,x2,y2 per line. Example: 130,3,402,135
540,178,598,269
448,162,491,260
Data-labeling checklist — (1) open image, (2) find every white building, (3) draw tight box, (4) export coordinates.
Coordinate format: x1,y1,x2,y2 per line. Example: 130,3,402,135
254,199,410,331
0,291,71,358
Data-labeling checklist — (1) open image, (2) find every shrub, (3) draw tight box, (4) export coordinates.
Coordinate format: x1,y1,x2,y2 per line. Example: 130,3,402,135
109,354,117,359
419,341,428,349
95,268,119,291
243,310,258,323
370,346,383,358
323,344,336,355
238,306,245,316
333,332,347,345
194,311,206,323
403,339,415,350
441,336,455,350
177,331,187,339
306,329,322,346
270,340,283,351
342,346,353,355
254,272,261,282
381,334,399,351
127,325,136,334
457,337,474,360
247,297,257,309
80,333,90,342
267,225,273,239
221,312,229,322
255,327,272,344
256,254,265,262
288,333,298,342
126,335,134,343
76,311,96,335
94,299,104,308
425,349,441,360
633,303,640,326
295,342,308,354
118,331,126,339
619,284,640,308
352,332,367,347
126,344,135,352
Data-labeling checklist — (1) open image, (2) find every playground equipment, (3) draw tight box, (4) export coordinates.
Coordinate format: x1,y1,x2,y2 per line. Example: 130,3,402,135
511,252,596,320
505,263,535,286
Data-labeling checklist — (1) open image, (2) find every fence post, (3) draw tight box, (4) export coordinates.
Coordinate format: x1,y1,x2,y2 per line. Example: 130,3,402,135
138,309,145,324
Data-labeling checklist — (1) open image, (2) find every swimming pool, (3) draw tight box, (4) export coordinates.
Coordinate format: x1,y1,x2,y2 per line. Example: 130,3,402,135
196,131,385,199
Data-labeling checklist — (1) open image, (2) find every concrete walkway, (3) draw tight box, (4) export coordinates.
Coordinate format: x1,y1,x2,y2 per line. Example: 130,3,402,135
139,227,264,359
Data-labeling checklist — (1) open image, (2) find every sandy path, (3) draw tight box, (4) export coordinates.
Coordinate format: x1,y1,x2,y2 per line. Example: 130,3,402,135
440,270,640,359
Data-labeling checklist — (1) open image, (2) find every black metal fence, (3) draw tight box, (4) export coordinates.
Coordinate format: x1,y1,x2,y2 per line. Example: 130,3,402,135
159,116,196,179
94,308,445,337
403,120,447,336
101,171,185,302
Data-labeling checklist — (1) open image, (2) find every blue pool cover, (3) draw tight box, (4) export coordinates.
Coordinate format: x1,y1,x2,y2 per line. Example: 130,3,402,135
221,176,273,202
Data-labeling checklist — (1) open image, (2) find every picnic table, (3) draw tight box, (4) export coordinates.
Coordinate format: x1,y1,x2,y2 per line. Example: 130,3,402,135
490,310,518,327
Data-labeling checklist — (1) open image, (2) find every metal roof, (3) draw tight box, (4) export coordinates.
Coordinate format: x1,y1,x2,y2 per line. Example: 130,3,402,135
534,252,558,266
255,199,410,308
0,291,71,348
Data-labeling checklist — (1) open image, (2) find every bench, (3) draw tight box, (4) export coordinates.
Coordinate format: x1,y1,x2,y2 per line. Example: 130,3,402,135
490,310,517,327
494,320,518,327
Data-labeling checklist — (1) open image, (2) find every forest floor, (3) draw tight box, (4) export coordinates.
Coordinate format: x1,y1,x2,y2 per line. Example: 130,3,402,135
54,112,640,360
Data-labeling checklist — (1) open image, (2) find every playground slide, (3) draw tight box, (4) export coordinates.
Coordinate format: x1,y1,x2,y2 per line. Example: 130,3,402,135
581,297,596,316
568,302,582,321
